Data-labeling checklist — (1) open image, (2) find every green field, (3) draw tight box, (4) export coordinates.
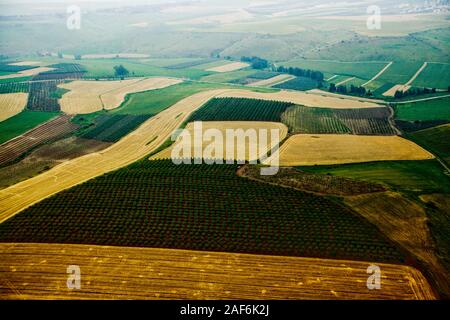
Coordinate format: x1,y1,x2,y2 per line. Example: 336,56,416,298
377,61,424,85
0,111,60,144
394,97,450,121
0,160,406,263
283,59,388,80
189,97,293,122
273,76,319,91
409,125,450,165
412,63,450,89
0,76,32,84
299,160,450,194
63,58,212,80
200,70,256,83
281,106,396,135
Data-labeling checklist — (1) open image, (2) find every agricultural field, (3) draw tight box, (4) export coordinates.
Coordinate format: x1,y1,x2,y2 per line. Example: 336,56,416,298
0,115,79,166
0,89,233,221
269,135,434,167
283,60,389,81
200,70,257,83
281,105,396,135
0,160,407,264
0,67,55,80
273,76,320,91
412,62,450,90
0,243,435,300
216,89,383,109
239,165,386,196
0,82,28,94
394,97,450,122
206,62,249,73
0,110,59,144
80,114,151,143
27,80,63,112
300,160,450,194
0,92,28,122
0,137,111,190
189,97,294,122
376,62,425,86
408,124,450,165
32,63,86,81
59,78,182,114
152,122,288,162
249,74,295,87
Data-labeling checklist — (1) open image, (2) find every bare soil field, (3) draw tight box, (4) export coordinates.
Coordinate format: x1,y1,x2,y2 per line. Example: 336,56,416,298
267,134,434,166
249,74,295,87
218,89,383,109
0,67,55,80
206,62,250,73
0,243,435,300
345,192,450,298
420,194,450,214
152,121,288,162
0,93,28,122
0,115,79,166
0,89,233,222
59,78,182,114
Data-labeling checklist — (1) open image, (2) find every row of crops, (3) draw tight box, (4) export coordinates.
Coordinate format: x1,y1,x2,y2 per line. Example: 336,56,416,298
189,97,294,122
33,63,86,81
27,80,63,112
0,63,36,73
80,114,150,143
281,106,397,135
189,98,396,135
0,160,406,263
0,82,28,94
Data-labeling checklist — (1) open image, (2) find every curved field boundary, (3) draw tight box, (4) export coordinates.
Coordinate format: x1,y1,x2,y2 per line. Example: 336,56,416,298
0,243,435,300
218,89,384,109
267,134,434,167
0,89,233,223
59,77,182,114
0,93,28,122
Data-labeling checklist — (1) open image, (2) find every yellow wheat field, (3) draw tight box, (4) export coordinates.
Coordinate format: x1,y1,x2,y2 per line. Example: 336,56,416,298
217,89,383,109
0,243,436,300
59,77,182,114
206,62,250,73
0,93,28,122
152,121,288,162
265,134,434,166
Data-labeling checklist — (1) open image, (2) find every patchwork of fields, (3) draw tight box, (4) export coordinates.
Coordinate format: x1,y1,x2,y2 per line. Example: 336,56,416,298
0,54,448,300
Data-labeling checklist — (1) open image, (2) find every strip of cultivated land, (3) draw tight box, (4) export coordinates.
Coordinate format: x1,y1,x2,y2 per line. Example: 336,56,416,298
206,62,249,73
0,243,435,300
0,115,79,166
59,77,182,114
151,121,288,162
217,89,383,108
0,67,55,80
0,89,232,222
249,74,295,87
0,93,28,122
267,135,434,166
